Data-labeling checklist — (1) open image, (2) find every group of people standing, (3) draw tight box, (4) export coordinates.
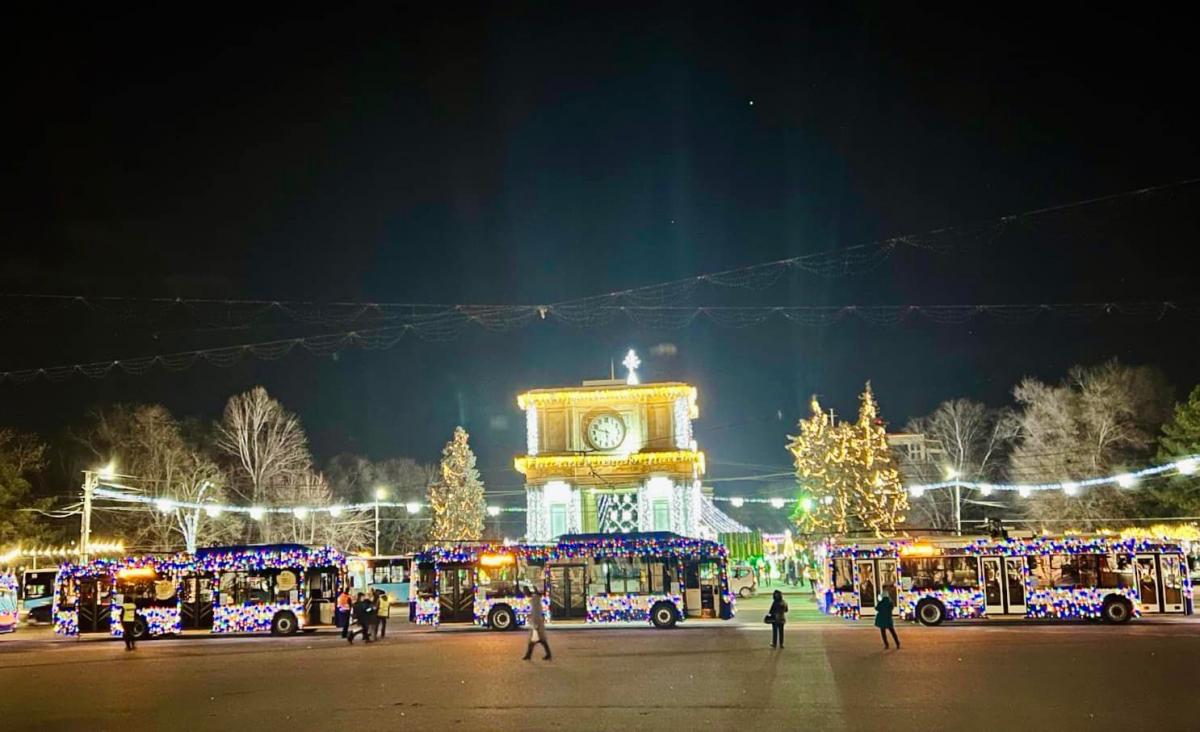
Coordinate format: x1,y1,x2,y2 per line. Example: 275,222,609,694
756,556,812,589
764,588,900,651
336,588,392,644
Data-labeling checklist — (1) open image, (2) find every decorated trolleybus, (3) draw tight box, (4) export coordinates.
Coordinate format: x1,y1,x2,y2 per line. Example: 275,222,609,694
413,532,735,630
52,544,346,639
816,535,1192,625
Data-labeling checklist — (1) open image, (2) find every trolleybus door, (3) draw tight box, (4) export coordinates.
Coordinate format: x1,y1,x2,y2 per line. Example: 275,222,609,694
180,576,214,630
437,565,475,623
547,565,587,620
77,578,110,634
982,556,1026,614
1004,557,1026,614
856,560,877,616
683,560,721,617
1135,555,1162,613
1159,554,1185,613
982,557,1005,615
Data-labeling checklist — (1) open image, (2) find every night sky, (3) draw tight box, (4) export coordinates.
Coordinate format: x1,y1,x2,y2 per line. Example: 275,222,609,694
3,5,1198,530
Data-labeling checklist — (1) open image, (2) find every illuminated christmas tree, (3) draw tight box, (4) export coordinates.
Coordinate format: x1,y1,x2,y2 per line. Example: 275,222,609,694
428,426,486,541
845,383,908,534
787,396,852,534
788,384,907,536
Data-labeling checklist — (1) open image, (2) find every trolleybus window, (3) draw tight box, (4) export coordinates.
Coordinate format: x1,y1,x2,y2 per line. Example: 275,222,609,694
832,558,854,591
901,556,979,590
477,563,518,597
645,559,670,593
1029,555,1129,589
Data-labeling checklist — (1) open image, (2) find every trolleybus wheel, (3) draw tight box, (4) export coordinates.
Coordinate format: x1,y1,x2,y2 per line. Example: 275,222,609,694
271,611,299,636
916,599,946,626
488,605,515,631
650,602,678,629
132,618,149,640
1101,596,1132,624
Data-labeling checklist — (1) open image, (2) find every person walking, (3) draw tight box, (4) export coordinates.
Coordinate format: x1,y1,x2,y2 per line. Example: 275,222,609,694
375,591,390,639
768,589,788,649
348,592,374,644
787,558,798,587
120,595,138,652
522,588,551,661
336,589,352,639
875,593,900,649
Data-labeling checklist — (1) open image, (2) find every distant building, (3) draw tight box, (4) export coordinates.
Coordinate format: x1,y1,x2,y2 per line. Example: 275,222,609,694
887,432,947,483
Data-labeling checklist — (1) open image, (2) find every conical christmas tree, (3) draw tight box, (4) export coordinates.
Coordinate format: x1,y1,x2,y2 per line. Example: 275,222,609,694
788,396,851,534
845,382,907,535
428,426,486,541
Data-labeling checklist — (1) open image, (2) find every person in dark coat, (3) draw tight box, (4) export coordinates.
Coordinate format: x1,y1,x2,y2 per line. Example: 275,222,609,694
875,594,900,649
347,592,374,644
768,589,788,648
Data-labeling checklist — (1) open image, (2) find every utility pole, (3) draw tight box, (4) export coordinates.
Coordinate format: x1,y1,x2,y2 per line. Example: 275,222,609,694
80,470,97,563
374,501,381,556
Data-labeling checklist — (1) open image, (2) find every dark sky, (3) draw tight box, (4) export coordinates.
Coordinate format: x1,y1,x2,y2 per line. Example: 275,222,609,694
2,4,1198,530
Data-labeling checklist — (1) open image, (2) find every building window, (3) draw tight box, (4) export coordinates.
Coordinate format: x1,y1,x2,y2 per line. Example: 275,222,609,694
549,504,568,537
652,499,670,531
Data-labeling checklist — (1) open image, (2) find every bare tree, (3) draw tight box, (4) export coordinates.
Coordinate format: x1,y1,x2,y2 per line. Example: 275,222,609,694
1009,359,1173,528
902,400,1018,532
325,454,435,552
269,469,372,550
74,405,241,552
215,387,311,541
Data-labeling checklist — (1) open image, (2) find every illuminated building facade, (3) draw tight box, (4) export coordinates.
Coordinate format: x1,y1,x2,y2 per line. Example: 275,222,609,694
515,377,707,541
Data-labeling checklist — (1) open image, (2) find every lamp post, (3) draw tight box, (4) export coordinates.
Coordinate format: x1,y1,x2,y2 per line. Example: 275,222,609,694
79,461,116,563
374,487,388,556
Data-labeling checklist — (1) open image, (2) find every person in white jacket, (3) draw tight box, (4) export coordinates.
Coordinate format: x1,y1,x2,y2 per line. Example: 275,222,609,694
522,587,551,661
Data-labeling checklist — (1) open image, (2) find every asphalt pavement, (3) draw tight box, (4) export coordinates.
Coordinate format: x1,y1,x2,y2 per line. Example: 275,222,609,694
2,587,1197,731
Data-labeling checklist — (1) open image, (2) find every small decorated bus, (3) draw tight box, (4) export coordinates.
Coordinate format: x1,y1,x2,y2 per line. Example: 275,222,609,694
1,572,18,633
815,535,1192,625
53,544,346,639
414,532,735,630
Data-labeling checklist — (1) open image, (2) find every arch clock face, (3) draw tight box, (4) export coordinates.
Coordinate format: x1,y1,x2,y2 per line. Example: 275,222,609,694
585,413,626,451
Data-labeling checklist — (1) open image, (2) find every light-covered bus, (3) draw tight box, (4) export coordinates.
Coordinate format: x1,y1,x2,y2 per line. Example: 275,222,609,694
815,535,1193,625
53,544,346,639
414,532,735,630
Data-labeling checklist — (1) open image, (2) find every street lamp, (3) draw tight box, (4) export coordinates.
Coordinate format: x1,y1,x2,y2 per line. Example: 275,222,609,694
374,487,389,556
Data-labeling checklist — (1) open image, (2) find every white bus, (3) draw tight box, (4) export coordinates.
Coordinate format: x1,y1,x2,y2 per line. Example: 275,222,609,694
414,532,735,630
815,535,1192,625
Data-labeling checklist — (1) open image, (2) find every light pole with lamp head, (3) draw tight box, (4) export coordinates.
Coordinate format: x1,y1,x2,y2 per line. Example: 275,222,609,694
374,487,388,556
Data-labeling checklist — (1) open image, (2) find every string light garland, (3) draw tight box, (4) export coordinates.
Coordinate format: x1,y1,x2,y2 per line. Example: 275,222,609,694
907,455,1200,495
91,486,525,518
6,300,1198,385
